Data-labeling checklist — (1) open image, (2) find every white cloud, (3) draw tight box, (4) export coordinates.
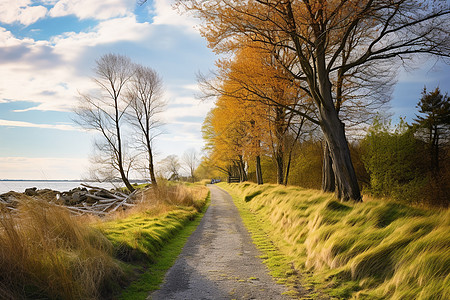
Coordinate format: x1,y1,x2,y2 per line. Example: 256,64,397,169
162,100,213,123
0,0,47,26
0,119,81,131
51,16,153,56
152,0,199,31
182,83,201,92
49,0,135,20
0,16,155,112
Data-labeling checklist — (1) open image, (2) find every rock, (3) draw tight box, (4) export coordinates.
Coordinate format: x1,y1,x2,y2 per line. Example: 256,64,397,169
60,192,77,205
24,187,38,196
70,187,88,193
95,190,113,198
72,191,87,203
0,191,22,207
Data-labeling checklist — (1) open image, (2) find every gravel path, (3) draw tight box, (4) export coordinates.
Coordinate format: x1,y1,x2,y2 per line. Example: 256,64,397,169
148,185,290,300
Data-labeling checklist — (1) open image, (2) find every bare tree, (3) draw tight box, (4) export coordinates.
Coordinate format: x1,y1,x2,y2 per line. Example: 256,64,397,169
74,53,135,192
182,148,199,182
126,65,165,187
159,155,181,181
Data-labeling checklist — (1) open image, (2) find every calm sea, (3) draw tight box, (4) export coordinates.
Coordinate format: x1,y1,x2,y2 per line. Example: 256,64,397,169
0,181,121,194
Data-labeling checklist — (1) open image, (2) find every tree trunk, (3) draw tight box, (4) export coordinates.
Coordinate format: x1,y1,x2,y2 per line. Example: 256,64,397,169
322,141,335,192
238,155,247,182
275,150,284,185
431,125,439,172
284,154,291,186
115,98,135,193
274,107,285,185
285,120,304,186
148,149,157,187
314,32,361,202
256,155,263,185
119,169,135,192
319,107,360,201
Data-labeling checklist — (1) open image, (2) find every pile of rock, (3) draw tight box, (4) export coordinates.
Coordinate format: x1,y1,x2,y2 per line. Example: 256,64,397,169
0,184,139,216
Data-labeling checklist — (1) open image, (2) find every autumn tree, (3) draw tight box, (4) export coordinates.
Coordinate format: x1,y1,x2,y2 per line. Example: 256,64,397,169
211,102,250,181
200,44,317,185
126,65,165,187
75,53,135,192
177,0,450,201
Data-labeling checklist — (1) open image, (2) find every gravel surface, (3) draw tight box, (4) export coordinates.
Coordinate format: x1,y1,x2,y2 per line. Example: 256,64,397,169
148,185,290,300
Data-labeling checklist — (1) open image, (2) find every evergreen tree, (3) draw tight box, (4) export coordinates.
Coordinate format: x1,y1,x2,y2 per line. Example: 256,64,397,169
414,87,450,172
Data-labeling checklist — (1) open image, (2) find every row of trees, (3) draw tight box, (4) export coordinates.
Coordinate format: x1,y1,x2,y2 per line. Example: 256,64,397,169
177,0,449,201
197,87,449,206
158,149,200,182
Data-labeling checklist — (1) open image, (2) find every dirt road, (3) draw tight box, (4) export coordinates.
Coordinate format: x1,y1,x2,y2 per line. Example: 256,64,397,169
148,185,290,300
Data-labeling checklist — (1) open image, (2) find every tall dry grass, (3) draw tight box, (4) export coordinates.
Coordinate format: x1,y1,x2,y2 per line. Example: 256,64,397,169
221,182,450,299
115,181,207,219
0,183,209,299
0,196,123,300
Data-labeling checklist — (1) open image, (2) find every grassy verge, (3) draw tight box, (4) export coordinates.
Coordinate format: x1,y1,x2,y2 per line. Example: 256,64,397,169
103,193,210,299
218,182,449,300
0,183,209,299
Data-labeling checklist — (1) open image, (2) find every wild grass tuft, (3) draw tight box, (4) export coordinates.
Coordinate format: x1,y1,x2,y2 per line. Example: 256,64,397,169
0,196,123,299
219,182,449,299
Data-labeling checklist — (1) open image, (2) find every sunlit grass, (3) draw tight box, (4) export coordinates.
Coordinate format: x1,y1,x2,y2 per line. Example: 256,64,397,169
219,182,449,299
0,183,209,299
0,196,122,299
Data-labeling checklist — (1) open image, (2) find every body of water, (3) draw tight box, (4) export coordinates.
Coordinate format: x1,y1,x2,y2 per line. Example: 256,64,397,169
0,181,122,194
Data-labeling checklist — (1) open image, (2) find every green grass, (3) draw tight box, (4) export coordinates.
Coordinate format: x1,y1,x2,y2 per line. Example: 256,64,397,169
219,182,450,299
99,208,199,262
116,195,210,299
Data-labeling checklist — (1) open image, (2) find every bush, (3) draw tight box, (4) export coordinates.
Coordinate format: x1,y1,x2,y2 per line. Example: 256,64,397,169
361,118,428,204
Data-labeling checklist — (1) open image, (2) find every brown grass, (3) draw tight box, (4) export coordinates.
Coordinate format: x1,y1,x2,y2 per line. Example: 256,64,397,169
112,181,208,219
0,196,123,299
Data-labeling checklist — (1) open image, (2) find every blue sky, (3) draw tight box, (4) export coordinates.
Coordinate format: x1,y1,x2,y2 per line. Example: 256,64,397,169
0,0,448,180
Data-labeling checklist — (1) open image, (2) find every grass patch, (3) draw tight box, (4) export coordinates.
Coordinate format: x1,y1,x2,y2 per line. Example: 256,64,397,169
244,190,263,202
117,194,210,299
0,183,209,300
0,197,123,299
220,184,306,298
218,182,450,299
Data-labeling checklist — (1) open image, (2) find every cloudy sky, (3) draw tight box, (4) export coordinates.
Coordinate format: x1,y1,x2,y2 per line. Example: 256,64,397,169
0,0,448,180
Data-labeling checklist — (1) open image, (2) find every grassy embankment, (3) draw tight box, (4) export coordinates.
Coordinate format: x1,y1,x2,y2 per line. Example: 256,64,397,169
219,182,449,300
0,182,209,299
